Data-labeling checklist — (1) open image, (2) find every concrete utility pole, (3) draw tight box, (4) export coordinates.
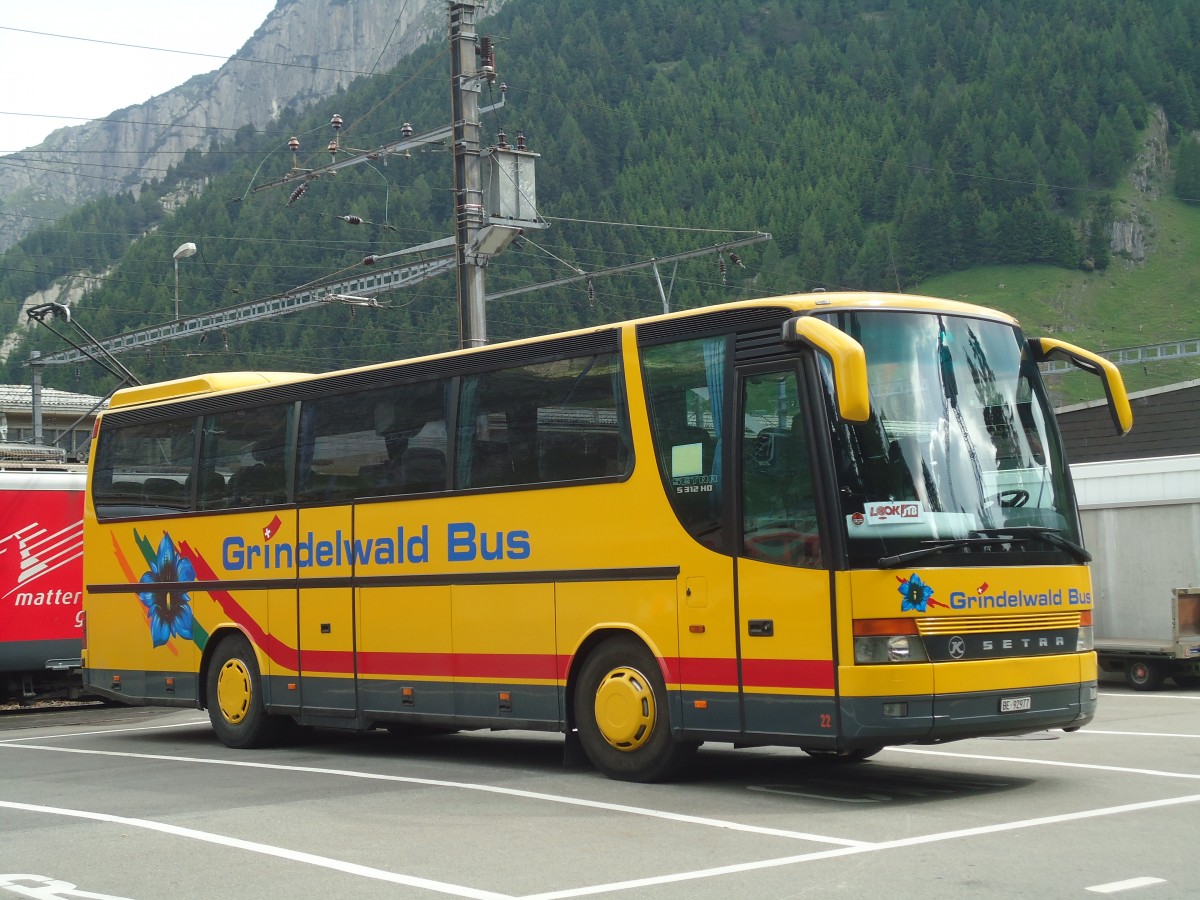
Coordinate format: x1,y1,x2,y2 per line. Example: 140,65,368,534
450,2,489,349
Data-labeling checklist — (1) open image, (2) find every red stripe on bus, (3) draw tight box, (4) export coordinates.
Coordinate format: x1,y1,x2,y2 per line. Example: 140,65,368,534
676,656,739,686
357,652,455,678
297,649,356,673
741,658,835,690
357,652,572,680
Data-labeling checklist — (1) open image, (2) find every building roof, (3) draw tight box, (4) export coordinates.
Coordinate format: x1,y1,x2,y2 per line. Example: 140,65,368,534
0,383,108,415
1057,379,1200,463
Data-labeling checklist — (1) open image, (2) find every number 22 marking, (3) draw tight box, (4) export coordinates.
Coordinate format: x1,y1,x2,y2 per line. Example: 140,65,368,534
819,713,832,729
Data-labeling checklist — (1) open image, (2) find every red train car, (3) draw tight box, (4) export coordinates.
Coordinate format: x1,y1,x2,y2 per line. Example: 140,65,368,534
0,450,86,700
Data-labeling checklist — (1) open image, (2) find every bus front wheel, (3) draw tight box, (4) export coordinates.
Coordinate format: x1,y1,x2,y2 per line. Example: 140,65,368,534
205,633,292,748
573,636,697,782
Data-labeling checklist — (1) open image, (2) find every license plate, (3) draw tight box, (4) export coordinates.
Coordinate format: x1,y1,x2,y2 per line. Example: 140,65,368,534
1000,696,1032,713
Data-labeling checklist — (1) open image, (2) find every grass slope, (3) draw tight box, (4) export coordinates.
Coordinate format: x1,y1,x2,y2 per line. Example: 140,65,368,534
918,187,1200,407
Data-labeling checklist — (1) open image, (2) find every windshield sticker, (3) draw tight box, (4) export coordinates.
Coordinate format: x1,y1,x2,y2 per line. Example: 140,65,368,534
897,573,948,612
866,501,925,524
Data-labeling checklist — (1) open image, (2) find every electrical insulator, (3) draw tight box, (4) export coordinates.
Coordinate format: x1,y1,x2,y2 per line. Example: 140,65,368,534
402,122,413,138
587,279,595,304
362,255,379,266
718,254,727,284
478,37,496,83
499,82,508,95
497,129,508,148
331,114,343,131
730,252,744,269
339,215,364,225
327,140,339,161
287,183,308,206
516,132,527,151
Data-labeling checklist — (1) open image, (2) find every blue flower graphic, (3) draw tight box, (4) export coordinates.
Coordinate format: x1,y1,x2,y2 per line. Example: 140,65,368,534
898,573,935,612
139,533,196,648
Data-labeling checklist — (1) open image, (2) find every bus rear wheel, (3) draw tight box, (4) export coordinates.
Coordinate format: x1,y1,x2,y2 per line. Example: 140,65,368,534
574,636,697,782
206,633,292,748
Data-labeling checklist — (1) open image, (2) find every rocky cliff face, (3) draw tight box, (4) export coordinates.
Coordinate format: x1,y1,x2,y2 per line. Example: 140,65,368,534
1109,106,1170,265
0,0,459,252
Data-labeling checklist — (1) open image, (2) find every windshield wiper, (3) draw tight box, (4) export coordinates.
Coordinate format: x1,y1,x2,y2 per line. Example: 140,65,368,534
878,538,1005,569
970,526,1091,564
877,527,1091,569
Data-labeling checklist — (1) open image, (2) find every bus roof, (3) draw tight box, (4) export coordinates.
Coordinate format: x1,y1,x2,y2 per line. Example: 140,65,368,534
785,291,1018,325
108,372,307,410
101,293,1019,411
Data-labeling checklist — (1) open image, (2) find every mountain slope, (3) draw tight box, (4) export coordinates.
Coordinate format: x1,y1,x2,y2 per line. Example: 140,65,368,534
0,0,453,253
6,0,1200,400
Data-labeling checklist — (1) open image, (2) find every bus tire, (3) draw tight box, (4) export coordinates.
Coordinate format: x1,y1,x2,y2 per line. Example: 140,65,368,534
206,633,291,748
573,636,697,782
1125,659,1165,691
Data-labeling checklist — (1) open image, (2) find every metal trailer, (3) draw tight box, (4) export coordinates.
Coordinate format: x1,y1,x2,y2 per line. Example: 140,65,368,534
1071,454,1200,690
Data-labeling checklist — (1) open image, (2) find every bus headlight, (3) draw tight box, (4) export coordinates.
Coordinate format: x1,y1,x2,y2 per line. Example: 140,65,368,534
853,628,929,664
1077,609,1094,652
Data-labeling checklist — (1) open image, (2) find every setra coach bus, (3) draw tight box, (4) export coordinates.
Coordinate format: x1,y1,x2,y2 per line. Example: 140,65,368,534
81,293,1131,781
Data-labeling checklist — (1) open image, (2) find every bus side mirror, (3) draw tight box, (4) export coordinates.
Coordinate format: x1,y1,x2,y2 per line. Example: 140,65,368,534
782,316,870,423
1028,337,1133,435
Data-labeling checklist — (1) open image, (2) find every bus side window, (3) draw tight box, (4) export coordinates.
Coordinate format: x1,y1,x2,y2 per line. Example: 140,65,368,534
640,336,727,550
200,404,293,509
93,417,196,519
297,380,451,501
741,370,821,568
456,351,629,490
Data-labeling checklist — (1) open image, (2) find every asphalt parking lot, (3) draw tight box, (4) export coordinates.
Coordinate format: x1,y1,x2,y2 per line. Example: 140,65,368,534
1,683,1197,900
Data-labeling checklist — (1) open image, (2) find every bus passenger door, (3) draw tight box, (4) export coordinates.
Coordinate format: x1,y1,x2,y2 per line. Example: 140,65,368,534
296,506,357,719
736,365,837,742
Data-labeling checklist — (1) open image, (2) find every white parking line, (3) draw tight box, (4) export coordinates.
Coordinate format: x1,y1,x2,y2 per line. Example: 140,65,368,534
519,794,1200,900
3,719,1195,897
4,788,1196,900
0,800,508,900
0,718,208,744
885,745,1200,780
1075,729,1200,739
0,742,869,847
1086,876,1168,893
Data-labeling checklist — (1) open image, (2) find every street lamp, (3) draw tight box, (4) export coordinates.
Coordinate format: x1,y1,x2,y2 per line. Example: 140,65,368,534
173,242,197,320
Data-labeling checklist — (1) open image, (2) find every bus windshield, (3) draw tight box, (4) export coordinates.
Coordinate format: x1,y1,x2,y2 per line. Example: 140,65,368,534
817,309,1081,569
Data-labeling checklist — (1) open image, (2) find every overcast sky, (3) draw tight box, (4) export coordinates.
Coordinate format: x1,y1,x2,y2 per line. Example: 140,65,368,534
0,1,277,154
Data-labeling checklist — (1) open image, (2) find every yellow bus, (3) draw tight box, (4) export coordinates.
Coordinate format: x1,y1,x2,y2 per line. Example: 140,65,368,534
82,293,1131,781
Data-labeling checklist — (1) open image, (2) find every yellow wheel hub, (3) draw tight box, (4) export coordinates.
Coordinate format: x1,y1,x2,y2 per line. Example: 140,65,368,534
216,657,252,725
593,666,656,751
